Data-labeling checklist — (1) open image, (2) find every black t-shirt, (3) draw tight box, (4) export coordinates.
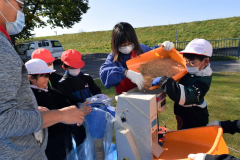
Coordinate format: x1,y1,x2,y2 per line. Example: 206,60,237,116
31,87,73,160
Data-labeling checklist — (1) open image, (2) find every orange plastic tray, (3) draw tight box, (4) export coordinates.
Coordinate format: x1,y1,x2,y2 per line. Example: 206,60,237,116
126,47,188,90
153,126,229,160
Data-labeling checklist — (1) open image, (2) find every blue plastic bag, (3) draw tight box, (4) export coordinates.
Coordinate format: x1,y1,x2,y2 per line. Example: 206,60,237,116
65,107,116,160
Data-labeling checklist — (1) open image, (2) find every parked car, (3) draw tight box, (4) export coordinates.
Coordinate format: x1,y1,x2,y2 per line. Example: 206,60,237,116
16,43,29,60
16,40,64,61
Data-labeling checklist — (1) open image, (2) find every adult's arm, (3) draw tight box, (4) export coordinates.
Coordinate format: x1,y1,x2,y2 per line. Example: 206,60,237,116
100,44,155,88
100,53,127,88
205,154,239,160
40,106,84,129
188,153,239,160
0,43,43,138
139,43,154,52
221,120,240,134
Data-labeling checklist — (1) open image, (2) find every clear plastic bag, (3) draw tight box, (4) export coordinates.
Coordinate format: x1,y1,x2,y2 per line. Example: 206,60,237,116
89,103,115,117
65,107,116,160
86,94,114,106
86,94,116,117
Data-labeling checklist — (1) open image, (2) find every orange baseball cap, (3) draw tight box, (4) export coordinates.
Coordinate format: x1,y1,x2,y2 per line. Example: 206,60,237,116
31,48,55,63
61,49,85,68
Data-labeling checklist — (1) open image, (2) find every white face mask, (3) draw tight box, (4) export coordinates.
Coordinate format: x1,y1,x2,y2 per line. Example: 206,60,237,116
48,65,54,70
0,0,25,35
187,59,205,75
68,68,81,76
119,44,134,54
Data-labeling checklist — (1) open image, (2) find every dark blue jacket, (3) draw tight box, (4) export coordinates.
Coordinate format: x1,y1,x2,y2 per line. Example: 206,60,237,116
58,71,102,105
57,71,102,147
100,44,154,89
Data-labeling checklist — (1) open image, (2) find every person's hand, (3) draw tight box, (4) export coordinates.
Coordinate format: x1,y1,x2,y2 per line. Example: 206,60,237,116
207,120,221,126
59,105,84,126
38,106,49,112
83,101,91,105
158,41,174,51
126,70,145,90
79,105,92,116
78,101,91,108
188,153,206,160
152,77,162,86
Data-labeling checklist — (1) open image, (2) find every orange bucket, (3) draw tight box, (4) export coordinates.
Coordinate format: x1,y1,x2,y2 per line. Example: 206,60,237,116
153,126,229,160
126,47,188,90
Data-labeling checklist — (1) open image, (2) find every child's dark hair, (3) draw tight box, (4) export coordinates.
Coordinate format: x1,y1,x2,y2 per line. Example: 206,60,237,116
63,62,70,69
183,53,208,61
28,74,50,84
29,74,39,81
111,22,143,62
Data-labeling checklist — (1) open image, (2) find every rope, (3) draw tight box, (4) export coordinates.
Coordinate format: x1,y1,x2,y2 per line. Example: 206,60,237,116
228,146,240,154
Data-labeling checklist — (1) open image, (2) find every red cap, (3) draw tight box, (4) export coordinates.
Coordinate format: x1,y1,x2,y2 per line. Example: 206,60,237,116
61,49,85,68
31,48,55,63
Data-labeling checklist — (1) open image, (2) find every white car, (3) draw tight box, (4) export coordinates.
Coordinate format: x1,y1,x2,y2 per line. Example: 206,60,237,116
16,43,29,60
16,40,64,61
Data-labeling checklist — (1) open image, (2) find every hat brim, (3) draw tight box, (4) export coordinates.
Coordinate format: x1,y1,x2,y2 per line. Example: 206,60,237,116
179,50,210,57
43,57,55,63
64,61,85,69
29,69,56,74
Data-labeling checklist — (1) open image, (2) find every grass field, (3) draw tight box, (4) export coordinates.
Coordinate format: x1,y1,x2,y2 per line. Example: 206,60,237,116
94,72,240,158
17,16,240,54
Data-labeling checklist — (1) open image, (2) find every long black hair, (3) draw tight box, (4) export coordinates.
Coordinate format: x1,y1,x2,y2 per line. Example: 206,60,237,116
111,22,143,62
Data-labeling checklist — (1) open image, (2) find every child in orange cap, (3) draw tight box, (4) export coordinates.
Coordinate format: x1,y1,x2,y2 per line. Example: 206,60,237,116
58,49,102,147
31,48,62,89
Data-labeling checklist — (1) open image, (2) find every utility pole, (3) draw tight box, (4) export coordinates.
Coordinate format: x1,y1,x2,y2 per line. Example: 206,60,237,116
175,30,178,49
238,36,240,58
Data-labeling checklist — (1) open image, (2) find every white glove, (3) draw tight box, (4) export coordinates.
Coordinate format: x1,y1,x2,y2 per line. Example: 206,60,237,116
188,153,206,160
159,41,174,51
34,129,44,144
126,70,145,90
207,120,221,126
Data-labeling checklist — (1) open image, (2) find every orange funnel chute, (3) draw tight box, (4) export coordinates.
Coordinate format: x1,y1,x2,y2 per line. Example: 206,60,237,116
126,47,188,90
153,126,229,160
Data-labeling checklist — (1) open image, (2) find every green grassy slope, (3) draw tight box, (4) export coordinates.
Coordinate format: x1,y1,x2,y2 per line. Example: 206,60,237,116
18,16,240,53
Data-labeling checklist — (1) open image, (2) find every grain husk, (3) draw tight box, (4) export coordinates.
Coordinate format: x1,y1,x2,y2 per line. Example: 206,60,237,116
139,58,185,88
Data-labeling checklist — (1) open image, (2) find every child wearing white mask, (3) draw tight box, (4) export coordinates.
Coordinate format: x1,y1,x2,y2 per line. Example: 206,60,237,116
31,48,63,89
100,22,174,94
58,49,102,148
152,38,213,130
59,49,101,106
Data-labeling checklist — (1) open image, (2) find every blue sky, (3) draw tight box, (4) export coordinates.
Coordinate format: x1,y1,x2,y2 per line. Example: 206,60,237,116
33,0,240,37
